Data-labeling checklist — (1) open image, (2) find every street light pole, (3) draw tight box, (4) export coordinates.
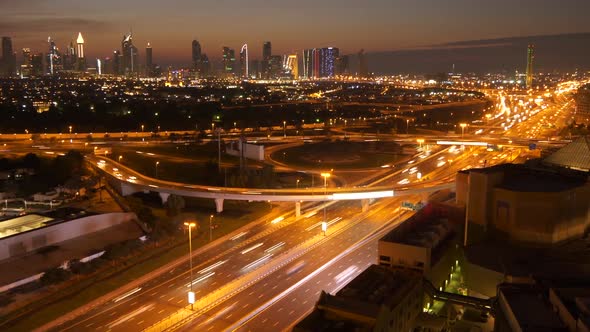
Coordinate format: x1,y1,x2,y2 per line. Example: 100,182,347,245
184,222,196,310
155,161,160,178
406,119,410,134
209,214,214,242
296,179,300,189
217,129,221,173
460,123,467,139
321,172,331,236
283,121,286,138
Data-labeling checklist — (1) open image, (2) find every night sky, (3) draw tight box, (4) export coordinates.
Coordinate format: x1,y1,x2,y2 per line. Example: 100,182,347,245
1,0,589,69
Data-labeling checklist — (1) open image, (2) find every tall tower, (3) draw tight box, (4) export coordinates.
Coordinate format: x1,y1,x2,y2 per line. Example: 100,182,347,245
121,33,138,74
526,44,534,89
76,32,86,71
285,54,298,78
262,41,271,78
240,44,248,78
192,40,202,69
146,42,153,77
222,47,235,76
358,49,368,78
1,37,16,77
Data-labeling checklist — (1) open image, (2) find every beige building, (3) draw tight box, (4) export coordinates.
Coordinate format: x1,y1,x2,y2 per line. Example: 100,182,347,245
457,163,590,245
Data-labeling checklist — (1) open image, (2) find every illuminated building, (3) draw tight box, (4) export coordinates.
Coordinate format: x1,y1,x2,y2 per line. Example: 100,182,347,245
574,84,590,125
47,37,63,75
336,55,349,76
525,44,534,89
63,41,76,71
222,47,235,76
302,47,339,78
76,32,86,71
192,39,202,76
122,33,138,74
112,50,121,75
240,44,248,78
145,42,153,77
20,48,32,78
1,36,16,77
283,54,298,78
269,55,281,78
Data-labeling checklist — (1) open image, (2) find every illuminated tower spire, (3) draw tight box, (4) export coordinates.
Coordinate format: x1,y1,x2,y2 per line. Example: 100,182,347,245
525,44,534,89
240,44,248,78
76,32,84,58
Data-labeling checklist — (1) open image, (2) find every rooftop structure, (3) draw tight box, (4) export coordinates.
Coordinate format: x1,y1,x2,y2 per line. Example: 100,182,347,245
544,135,590,172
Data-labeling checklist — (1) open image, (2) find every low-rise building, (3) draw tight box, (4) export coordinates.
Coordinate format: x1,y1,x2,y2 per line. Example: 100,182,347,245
293,265,423,332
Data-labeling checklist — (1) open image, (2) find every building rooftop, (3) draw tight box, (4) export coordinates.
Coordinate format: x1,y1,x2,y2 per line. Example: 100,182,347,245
381,216,451,249
544,136,590,172
470,162,587,192
0,214,54,239
294,265,420,331
499,286,567,331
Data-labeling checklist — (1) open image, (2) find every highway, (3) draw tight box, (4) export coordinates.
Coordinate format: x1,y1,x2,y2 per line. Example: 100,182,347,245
30,84,579,331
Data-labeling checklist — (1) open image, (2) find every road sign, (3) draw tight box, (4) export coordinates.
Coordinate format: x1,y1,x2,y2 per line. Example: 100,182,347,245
529,143,537,150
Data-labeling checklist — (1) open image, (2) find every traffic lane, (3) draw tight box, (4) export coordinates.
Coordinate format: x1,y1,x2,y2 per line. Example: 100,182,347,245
241,241,377,331
182,198,409,331
57,201,365,331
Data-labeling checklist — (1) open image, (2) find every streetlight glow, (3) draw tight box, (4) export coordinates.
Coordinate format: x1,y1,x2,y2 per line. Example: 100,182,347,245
184,221,197,310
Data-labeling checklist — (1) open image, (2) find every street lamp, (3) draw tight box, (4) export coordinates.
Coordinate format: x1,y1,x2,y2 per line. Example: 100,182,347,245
459,123,467,138
283,121,286,138
296,179,300,189
321,172,331,236
209,214,214,242
417,138,424,148
69,125,73,142
406,119,410,134
118,155,123,163
183,221,196,310
141,124,144,133
155,161,160,178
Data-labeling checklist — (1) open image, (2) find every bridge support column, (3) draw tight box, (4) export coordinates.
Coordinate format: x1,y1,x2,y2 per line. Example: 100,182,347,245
214,198,224,213
361,199,370,212
159,192,170,204
295,201,301,218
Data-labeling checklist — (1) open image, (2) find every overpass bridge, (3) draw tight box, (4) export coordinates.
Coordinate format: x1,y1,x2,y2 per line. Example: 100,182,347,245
88,155,455,215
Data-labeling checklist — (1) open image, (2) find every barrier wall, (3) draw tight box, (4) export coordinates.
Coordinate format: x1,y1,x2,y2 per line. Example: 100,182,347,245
0,212,136,261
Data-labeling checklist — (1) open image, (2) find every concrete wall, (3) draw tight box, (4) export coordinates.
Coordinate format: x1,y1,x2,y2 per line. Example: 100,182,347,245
226,141,264,161
0,212,136,261
378,241,431,274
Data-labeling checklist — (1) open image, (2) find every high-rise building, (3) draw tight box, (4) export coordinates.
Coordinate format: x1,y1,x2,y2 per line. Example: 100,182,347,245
112,50,121,75
76,32,86,71
284,54,298,78
145,42,153,77
200,54,210,77
251,59,260,79
122,33,138,74
320,47,338,77
21,48,32,78
358,49,368,78
302,49,313,79
335,55,349,76
31,53,44,76
526,44,534,89
192,39,202,72
1,37,16,77
47,37,63,75
269,55,282,79
262,41,271,78
222,47,235,76
63,41,76,71
240,44,248,78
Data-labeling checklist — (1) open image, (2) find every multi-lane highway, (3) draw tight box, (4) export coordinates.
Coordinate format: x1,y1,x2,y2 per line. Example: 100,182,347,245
15,84,579,331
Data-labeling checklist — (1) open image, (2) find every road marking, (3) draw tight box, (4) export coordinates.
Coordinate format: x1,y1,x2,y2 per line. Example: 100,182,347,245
137,320,144,325
289,310,295,316
168,297,175,301
277,307,283,312
158,309,165,314
303,300,308,305
150,291,158,296
109,311,117,316
273,321,279,327
85,323,94,328
258,294,264,299
177,299,184,304
291,298,297,302
159,294,165,299
262,318,267,324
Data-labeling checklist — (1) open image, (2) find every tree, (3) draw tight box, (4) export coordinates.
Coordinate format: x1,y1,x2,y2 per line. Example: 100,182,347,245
165,194,185,217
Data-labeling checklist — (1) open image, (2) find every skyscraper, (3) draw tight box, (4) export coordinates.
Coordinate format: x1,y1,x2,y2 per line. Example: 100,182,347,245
262,41,271,78
320,47,339,77
122,33,138,75
21,48,32,78
284,54,298,78
336,55,349,76
47,37,63,75
222,47,235,76
146,42,153,77
526,44,534,89
76,32,86,71
240,44,248,78
1,37,16,77
63,41,76,71
358,49,368,78
113,50,121,75
31,53,44,76
192,40,202,70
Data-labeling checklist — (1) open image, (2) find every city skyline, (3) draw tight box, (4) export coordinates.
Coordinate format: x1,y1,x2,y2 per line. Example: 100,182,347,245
1,0,589,67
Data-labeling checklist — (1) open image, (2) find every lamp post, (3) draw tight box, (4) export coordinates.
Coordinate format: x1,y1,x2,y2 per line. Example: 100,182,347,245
209,214,214,242
283,121,286,138
141,124,144,133
155,161,160,178
296,179,300,189
183,221,196,310
344,119,347,139
118,155,123,163
406,119,410,134
417,138,424,148
459,123,467,138
321,172,331,236
69,125,73,142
